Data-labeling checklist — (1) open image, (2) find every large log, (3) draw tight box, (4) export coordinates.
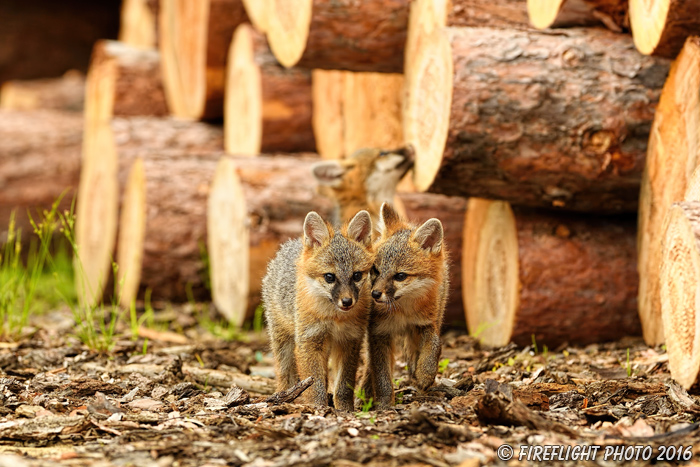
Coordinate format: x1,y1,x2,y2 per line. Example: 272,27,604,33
660,201,700,389
462,198,641,348
0,110,82,236
85,40,168,121
117,150,332,323
404,25,670,212
528,0,628,31
248,0,409,71
249,0,525,71
158,0,249,120
224,24,315,156
0,71,85,112
637,37,700,345
629,0,700,57
119,0,159,49
75,117,224,307
0,0,120,82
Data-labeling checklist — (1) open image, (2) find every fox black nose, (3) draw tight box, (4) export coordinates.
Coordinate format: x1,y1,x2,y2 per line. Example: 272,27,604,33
371,290,382,300
341,298,353,307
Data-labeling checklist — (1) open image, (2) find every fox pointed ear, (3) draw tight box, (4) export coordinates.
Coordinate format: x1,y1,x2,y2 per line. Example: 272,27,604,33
378,202,402,237
312,161,346,188
413,218,443,254
347,210,372,247
303,212,330,248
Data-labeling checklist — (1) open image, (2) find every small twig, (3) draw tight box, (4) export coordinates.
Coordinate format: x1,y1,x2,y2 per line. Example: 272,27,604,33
264,377,313,405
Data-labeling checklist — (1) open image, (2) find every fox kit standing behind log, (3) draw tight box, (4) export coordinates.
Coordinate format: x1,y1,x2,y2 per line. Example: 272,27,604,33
311,146,414,226
364,203,448,408
262,210,374,411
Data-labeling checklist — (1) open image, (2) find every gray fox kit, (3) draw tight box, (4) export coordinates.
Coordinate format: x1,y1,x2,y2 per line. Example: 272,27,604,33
363,203,448,408
311,146,414,226
262,210,374,411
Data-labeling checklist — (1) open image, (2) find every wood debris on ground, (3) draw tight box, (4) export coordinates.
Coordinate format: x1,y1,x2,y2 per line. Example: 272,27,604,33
0,306,696,467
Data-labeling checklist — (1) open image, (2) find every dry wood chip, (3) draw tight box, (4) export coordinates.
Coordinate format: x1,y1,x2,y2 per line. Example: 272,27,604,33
127,399,165,411
0,415,89,440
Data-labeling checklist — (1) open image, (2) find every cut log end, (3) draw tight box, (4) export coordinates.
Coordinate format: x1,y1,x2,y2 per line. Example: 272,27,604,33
527,0,564,29
116,158,147,308
637,36,700,346
629,0,671,55
242,0,269,32
159,0,209,119
403,27,452,192
312,69,344,160
265,0,313,68
462,199,519,347
119,0,158,48
630,0,700,56
75,124,119,307
207,157,250,326
225,25,263,156
660,202,700,389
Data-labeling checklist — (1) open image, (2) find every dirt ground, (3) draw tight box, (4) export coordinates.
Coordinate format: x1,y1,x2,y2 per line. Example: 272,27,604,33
0,304,697,467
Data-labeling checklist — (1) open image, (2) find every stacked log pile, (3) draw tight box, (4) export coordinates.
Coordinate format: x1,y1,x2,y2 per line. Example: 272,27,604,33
8,0,700,373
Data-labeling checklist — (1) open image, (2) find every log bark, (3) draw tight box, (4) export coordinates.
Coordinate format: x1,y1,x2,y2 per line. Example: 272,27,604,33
450,0,531,29
660,201,700,389
224,24,315,156
119,0,159,49
0,71,85,112
637,37,700,345
404,26,670,213
158,0,249,120
261,0,410,71
629,0,700,57
528,0,628,31
0,0,120,82
117,154,220,305
75,117,224,307
462,198,641,348
85,40,168,120
0,110,82,236
399,193,467,327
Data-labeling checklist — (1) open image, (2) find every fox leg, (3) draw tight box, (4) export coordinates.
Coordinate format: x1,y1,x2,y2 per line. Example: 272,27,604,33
414,326,441,391
295,332,330,407
268,321,299,392
367,331,395,409
332,337,362,412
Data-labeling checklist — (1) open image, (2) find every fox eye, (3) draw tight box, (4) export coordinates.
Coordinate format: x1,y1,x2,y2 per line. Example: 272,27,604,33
394,272,407,281
352,271,363,282
324,273,336,283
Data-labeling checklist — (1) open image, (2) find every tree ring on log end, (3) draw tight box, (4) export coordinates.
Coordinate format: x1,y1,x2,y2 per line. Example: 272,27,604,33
159,0,209,119
660,203,700,389
265,0,313,68
208,157,250,326
463,199,519,347
225,25,262,156
116,158,147,309
403,28,452,192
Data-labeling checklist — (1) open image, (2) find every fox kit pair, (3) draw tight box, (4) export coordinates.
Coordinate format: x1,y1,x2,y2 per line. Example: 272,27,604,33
363,203,448,408
262,210,374,411
263,203,447,410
